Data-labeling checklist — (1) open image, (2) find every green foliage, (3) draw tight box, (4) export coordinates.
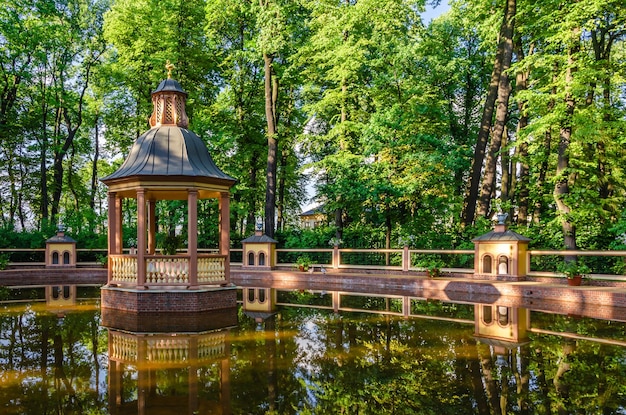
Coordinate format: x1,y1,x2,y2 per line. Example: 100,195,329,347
160,234,184,256
0,0,625,257
0,223,56,249
95,254,107,267
280,227,336,249
417,257,445,277
0,253,9,270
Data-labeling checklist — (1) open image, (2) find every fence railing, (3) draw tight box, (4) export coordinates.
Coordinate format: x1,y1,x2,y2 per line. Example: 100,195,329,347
3,247,626,281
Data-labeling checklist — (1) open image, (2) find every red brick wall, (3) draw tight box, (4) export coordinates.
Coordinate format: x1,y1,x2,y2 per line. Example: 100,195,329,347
100,286,237,313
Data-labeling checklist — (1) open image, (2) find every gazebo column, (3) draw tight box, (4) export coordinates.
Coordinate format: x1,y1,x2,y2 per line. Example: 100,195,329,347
219,192,230,283
107,192,117,284
137,189,147,287
188,189,198,287
147,199,156,255
115,195,123,254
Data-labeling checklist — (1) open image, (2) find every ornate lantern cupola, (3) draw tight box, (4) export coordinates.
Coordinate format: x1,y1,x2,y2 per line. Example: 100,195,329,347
149,61,189,128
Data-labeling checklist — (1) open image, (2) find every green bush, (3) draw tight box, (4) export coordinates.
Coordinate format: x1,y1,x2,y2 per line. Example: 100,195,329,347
0,253,9,270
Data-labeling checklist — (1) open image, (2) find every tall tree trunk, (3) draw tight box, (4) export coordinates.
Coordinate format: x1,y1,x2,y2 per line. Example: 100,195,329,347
90,112,100,212
276,89,294,233
475,0,516,219
461,0,516,226
554,32,579,253
68,143,80,212
49,51,94,225
591,27,615,202
247,152,260,235
263,52,278,238
50,106,65,223
515,41,532,225
334,79,349,240
500,127,511,215
39,74,49,227
277,147,288,232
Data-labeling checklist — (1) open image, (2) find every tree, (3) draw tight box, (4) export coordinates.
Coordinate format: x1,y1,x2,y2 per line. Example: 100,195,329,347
460,0,517,227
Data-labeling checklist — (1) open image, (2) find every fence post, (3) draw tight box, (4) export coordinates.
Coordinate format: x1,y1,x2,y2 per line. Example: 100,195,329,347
333,246,339,269
402,246,409,272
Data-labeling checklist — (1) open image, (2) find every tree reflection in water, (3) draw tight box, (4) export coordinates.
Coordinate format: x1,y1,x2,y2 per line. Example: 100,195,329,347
0,289,626,414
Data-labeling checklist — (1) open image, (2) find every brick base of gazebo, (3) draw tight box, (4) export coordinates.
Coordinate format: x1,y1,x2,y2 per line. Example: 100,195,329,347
101,286,237,313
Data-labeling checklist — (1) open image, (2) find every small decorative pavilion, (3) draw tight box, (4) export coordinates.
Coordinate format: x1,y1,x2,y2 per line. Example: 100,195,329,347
45,225,76,267
472,213,531,281
241,220,278,270
100,64,237,312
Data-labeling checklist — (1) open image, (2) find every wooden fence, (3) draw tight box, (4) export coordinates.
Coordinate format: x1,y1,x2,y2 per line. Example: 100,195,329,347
2,247,626,281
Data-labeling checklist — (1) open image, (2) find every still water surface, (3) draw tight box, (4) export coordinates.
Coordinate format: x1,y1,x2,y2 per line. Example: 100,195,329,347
1,286,626,414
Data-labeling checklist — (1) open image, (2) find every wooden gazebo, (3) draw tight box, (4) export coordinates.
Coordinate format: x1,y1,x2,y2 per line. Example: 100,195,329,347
100,67,237,312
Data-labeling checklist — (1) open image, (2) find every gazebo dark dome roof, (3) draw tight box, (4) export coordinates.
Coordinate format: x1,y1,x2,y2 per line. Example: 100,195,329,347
152,78,186,95
101,126,235,184
101,72,235,187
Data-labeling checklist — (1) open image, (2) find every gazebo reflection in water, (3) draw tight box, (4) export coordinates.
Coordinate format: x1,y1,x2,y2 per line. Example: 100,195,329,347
102,308,238,415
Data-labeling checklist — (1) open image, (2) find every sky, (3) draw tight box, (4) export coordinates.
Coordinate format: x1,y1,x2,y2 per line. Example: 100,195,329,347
422,1,451,23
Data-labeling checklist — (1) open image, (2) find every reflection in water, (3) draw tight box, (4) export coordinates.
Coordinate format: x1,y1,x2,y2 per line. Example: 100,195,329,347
106,328,232,415
1,286,626,413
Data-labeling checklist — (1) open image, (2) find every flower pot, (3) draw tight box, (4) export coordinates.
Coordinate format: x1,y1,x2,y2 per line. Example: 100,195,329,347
567,275,582,286
428,269,440,278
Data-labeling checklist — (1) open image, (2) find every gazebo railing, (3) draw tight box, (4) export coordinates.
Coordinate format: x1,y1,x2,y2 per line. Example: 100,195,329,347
109,254,226,287
109,330,227,365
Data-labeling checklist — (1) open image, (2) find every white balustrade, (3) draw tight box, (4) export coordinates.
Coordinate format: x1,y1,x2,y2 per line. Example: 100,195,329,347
198,255,227,284
146,256,190,285
110,254,226,287
110,255,138,284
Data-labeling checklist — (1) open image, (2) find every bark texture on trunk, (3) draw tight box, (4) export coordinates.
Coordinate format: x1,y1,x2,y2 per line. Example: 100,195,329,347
461,0,517,226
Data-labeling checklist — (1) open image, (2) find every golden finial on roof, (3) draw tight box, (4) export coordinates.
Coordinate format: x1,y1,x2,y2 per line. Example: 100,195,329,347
165,60,175,79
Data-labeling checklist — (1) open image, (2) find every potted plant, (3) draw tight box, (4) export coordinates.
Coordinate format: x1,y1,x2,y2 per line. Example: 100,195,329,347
425,259,445,278
295,254,312,272
558,261,591,286
417,258,444,278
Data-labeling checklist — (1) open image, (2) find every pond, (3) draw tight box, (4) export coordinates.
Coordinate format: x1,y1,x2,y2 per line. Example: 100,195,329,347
1,285,626,414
